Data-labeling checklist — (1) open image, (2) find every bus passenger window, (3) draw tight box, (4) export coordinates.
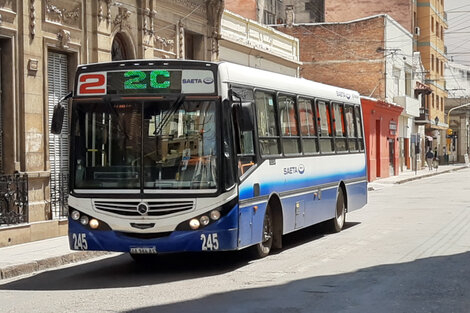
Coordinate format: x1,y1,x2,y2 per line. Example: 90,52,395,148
332,103,347,152
298,98,318,154
316,101,334,153
255,91,280,156
354,106,364,150
344,105,358,151
278,95,300,155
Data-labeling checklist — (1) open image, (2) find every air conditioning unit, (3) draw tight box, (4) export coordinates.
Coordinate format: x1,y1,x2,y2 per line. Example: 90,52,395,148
414,27,421,36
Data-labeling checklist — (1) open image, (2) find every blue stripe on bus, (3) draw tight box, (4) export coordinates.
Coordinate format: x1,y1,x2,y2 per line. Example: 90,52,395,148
239,168,366,200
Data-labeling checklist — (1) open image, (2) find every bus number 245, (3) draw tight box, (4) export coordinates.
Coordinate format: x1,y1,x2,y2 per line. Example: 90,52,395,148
72,233,88,250
200,233,219,251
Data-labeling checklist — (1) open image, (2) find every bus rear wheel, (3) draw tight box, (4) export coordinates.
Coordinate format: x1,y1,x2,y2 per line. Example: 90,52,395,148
249,206,273,259
327,188,346,233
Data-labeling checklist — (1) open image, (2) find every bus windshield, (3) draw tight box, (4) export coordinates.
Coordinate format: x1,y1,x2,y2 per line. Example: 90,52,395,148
72,98,218,191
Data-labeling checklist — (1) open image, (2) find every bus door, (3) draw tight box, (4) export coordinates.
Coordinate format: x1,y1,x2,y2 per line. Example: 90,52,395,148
230,87,258,247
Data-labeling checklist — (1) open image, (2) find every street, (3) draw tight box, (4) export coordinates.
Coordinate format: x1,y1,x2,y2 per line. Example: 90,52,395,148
1,168,470,313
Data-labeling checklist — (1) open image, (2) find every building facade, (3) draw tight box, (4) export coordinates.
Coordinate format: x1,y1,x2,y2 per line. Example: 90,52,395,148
361,97,403,181
225,0,284,24
0,0,224,247
316,0,449,160
444,61,470,163
416,0,448,155
275,15,427,179
219,10,300,76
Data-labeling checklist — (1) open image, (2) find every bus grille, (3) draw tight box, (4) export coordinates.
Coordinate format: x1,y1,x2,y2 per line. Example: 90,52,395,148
93,200,194,217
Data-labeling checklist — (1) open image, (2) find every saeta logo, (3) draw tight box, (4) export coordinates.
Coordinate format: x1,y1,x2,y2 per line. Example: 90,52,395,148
182,78,203,84
203,77,214,84
283,164,305,175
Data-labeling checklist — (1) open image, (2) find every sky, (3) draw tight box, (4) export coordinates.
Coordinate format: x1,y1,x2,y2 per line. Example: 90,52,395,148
445,0,470,66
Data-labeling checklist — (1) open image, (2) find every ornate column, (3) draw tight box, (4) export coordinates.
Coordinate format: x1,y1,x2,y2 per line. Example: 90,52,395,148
206,0,224,61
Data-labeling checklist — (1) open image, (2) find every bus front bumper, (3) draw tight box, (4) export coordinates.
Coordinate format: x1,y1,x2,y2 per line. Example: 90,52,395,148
68,220,239,253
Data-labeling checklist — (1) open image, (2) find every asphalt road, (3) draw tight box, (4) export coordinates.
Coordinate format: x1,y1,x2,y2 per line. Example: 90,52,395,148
1,168,470,313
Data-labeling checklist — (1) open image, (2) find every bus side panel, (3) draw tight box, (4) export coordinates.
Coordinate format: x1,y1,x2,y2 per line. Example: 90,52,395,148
280,193,332,232
238,202,268,249
304,187,337,229
250,204,268,247
238,205,252,248
345,181,368,212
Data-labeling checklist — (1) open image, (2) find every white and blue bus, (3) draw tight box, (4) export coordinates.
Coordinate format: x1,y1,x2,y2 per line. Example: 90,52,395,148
51,60,367,259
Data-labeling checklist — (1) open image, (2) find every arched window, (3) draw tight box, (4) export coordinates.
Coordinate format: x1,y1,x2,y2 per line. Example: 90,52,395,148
111,33,128,61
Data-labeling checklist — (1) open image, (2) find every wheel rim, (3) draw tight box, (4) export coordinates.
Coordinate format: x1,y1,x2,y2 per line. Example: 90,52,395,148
336,197,345,228
261,209,273,253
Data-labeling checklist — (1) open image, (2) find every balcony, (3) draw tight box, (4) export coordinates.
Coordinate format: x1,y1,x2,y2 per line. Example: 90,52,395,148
393,95,420,117
415,107,429,123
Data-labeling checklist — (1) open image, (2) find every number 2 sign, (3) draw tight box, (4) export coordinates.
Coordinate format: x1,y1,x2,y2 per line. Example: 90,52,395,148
77,72,107,95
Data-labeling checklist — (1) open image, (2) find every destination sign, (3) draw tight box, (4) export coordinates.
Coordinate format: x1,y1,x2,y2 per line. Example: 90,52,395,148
76,69,215,96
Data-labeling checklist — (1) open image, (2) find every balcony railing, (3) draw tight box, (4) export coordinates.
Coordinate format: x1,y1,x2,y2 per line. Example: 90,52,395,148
416,107,429,122
0,173,28,226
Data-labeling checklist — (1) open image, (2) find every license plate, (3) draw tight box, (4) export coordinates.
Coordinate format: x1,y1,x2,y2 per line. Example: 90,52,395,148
130,247,157,254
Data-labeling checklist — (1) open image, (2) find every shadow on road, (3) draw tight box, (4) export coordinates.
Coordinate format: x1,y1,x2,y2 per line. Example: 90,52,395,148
129,251,470,313
0,222,360,291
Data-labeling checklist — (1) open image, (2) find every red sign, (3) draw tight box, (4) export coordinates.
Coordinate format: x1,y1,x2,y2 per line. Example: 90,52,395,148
77,72,107,95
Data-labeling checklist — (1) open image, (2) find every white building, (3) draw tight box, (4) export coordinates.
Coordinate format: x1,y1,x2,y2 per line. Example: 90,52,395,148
219,10,300,76
381,15,429,171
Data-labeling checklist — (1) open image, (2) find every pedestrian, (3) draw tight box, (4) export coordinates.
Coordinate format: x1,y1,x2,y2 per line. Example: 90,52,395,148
426,148,434,171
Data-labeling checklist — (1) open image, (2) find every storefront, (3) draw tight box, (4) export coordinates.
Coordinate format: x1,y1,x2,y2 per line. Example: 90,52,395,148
361,97,404,181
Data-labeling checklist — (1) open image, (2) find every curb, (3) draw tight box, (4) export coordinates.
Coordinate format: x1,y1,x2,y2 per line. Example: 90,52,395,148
395,166,468,184
0,251,111,280
368,166,468,190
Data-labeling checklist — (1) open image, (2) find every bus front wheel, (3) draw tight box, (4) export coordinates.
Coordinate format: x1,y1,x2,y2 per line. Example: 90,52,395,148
249,205,273,259
327,188,346,233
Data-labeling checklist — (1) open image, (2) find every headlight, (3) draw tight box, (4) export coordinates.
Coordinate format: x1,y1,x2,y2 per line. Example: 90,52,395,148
80,215,89,225
71,210,80,220
189,218,200,230
200,215,210,226
210,210,221,221
89,219,99,229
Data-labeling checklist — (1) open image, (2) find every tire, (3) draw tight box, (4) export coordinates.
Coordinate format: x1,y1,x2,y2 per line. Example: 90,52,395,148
248,206,273,259
327,188,346,233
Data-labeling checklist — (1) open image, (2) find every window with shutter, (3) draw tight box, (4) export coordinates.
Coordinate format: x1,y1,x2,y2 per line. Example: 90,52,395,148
48,52,69,219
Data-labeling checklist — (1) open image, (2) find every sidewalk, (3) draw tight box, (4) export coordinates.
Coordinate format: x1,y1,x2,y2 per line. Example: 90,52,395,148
368,163,469,191
1,163,468,282
0,236,116,281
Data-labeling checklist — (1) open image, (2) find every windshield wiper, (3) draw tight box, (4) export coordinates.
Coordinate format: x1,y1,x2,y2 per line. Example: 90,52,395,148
154,95,186,136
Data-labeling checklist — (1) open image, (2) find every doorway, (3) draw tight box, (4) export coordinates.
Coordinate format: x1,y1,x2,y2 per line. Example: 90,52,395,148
389,139,395,176
48,51,69,219
375,120,381,177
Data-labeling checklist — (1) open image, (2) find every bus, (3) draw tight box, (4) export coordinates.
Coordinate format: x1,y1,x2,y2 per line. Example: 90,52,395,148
51,59,367,260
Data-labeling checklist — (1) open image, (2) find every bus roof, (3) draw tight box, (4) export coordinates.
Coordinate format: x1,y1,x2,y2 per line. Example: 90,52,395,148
217,62,361,105
75,59,361,104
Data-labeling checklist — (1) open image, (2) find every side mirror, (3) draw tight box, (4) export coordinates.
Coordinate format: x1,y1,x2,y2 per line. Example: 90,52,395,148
51,92,72,135
51,103,65,134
